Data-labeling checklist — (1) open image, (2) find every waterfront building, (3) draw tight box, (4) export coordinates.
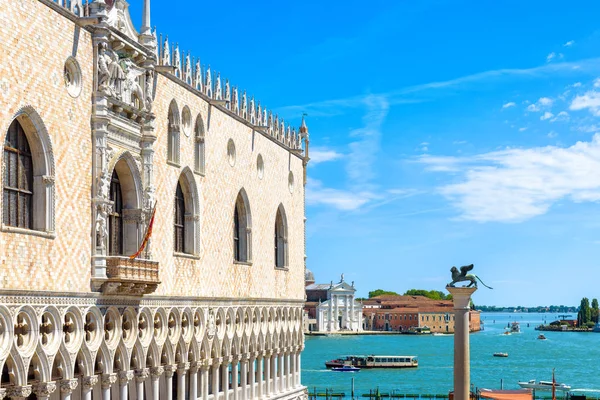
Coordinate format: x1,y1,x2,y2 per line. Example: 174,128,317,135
0,1,309,399
362,295,481,333
304,271,363,332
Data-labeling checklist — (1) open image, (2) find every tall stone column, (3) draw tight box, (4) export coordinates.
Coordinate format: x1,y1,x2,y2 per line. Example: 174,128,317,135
221,357,231,400
177,363,190,400
118,371,133,400
240,356,249,400
150,366,164,400
211,359,221,397
164,365,177,400
82,376,98,400
328,297,333,331
256,354,263,399
101,373,117,400
60,379,79,400
277,352,284,392
33,382,57,400
201,364,210,400
447,287,477,400
189,364,199,400
334,295,339,331
136,369,149,400
232,357,240,400
270,353,276,394
264,352,271,398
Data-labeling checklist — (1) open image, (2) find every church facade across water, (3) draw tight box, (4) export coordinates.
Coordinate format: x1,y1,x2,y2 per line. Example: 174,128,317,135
0,1,308,400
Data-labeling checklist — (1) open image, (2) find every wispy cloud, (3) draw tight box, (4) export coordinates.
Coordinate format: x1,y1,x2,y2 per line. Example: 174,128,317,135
417,135,600,222
564,40,575,47
277,58,600,117
306,178,378,211
527,97,554,112
570,91,600,116
540,111,554,120
550,111,569,122
346,95,389,189
547,52,557,63
310,147,344,165
502,102,516,109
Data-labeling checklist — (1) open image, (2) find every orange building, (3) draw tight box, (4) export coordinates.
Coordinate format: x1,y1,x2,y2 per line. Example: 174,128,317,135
362,295,481,333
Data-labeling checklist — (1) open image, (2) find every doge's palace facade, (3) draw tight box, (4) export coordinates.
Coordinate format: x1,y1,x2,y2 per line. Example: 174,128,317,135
0,1,309,400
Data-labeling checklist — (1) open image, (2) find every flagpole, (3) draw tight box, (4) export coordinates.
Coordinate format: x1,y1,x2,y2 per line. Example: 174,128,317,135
130,201,157,260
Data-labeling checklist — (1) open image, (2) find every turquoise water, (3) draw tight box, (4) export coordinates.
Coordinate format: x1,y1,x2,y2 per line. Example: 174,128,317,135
302,313,600,395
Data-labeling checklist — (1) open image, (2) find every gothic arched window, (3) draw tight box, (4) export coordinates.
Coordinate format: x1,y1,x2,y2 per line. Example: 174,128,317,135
3,120,33,229
194,115,205,175
108,169,123,255
167,100,180,165
233,190,251,263
174,181,185,253
274,205,288,268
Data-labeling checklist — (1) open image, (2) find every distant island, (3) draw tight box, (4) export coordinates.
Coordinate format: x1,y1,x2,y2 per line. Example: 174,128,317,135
475,305,577,313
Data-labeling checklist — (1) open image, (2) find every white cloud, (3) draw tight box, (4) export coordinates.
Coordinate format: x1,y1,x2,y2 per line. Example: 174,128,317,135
519,127,528,132
573,82,582,88
540,111,554,121
417,135,600,222
502,102,516,109
564,40,575,47
306,179,378,211
547,52,556,62
547,131,558,138
539,97,553,106
550,111,569,122
570,91,600,116
527,97,554,112
310,148,344,165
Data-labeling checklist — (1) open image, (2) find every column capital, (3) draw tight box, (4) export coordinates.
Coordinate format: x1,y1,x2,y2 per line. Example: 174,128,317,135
178,362,190,373
447,286,477,309
118,370,134,386
164,364,177,378
101,373,117,389
33,382,57,398
189,363,199,374
7,385,32,399
223,356,232,364
60,379,78,395
135,368,150,383
82,376,99,391
150,366,164,380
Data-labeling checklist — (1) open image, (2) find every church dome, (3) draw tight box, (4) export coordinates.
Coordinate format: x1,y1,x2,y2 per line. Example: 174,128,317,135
305,268,315,283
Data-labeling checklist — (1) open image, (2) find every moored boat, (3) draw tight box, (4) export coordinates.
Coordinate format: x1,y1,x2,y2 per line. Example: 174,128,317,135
493,352,508,357
324,355,418,369
510,322,521,333
331,365,360,372
517,380,571,391
538,334,547,340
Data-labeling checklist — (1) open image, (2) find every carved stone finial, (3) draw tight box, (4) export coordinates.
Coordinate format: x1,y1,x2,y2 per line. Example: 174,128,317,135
184,53,192,84
162,36,170,65
249,97,256,123
225,80,231,107
257,102,263,125
205,66,212,97
194,59,202,91
214,73,222,100
232,87,239,114
241,91,248,119
173,44,181,78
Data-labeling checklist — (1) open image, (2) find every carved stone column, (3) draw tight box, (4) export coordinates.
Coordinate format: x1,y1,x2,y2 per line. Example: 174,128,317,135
256,353,263,399
231,356,240,400
150,366,164,400
177,363,190,400
60,379,78,400
7,385,32,400
164,365,177,400
136,368,149,400
221,356,231,400
141,117,157,259
82,376,99,400
201,363,210,400
118,370,134,400
189,364,199,400
101,373,117,400
211,358,221,398
447,286,477,400
240,356,249,400
33,382,57,400
264,351,271,398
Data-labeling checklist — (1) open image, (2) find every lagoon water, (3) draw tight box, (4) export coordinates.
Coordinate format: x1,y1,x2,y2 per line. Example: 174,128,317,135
302,313,600,395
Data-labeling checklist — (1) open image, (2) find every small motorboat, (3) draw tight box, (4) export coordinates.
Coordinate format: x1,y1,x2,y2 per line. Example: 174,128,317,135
518,380,571,391
493,352,508,357
331,365,360,372
538,334,547,340
503,331,511,335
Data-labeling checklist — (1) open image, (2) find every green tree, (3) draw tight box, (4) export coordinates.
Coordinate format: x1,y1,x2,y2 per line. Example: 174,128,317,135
368,289,399,298
404,289,452,300
592,298,599,323
578,297,591,326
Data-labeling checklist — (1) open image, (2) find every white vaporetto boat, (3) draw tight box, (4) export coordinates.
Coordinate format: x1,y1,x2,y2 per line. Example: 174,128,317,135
517,380,571,391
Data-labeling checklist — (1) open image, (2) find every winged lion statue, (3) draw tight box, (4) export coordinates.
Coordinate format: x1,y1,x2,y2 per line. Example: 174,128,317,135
446,264,493,289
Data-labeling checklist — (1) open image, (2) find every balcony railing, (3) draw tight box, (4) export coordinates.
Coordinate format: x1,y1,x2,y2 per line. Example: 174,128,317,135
102,256,160,295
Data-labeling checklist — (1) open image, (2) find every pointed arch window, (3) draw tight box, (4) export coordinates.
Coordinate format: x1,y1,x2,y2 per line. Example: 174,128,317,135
174,182,185,253
108,169,123,255
233,191,251,263
274,205,288,268
194,115,205,175
3,120,33,229
167,100,180,165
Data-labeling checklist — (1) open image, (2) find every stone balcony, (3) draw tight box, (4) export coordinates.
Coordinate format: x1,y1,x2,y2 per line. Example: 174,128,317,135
101,256,160,295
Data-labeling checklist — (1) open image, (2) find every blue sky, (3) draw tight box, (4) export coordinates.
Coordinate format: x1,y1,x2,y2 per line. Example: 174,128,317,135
135,1,600,307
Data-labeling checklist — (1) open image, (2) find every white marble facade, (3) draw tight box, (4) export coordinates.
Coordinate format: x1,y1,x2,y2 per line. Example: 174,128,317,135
313,279,363,332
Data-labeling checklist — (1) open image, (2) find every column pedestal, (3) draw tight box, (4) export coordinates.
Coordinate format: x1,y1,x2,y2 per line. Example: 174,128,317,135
447,286,477,400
